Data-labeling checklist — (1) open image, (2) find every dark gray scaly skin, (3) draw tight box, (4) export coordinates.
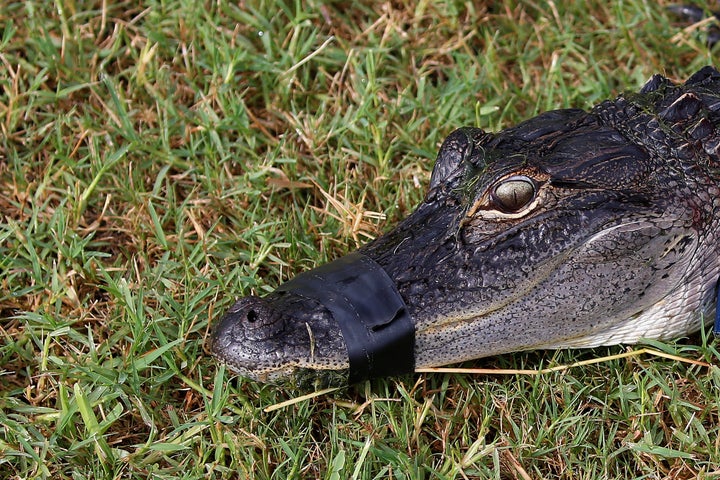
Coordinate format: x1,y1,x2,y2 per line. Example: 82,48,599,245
211,67,720,389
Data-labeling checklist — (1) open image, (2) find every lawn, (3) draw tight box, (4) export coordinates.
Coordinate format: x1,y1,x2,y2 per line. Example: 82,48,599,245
1,0,719,478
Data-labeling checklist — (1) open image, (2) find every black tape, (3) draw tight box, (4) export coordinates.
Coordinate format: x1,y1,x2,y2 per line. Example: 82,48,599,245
276,251,414,383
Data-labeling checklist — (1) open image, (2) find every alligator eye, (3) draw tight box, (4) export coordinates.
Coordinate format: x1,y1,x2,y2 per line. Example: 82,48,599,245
491,176,536,212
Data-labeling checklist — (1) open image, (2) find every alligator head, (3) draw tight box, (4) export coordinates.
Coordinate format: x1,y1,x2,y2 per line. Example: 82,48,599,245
211,67,720,389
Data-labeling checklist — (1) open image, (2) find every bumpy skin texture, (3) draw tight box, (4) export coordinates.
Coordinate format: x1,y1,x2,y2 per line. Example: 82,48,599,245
211,67,720,389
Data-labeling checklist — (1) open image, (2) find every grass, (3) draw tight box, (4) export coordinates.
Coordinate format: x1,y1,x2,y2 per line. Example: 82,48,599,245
1,0,719,478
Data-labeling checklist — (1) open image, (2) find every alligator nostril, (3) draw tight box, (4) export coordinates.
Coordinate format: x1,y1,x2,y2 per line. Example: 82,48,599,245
246,309,258,323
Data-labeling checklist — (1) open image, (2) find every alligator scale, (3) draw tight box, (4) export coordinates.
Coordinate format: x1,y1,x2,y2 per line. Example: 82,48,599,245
211,67,720,388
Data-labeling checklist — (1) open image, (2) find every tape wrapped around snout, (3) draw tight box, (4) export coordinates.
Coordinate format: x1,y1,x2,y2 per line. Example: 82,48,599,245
276,251,415,384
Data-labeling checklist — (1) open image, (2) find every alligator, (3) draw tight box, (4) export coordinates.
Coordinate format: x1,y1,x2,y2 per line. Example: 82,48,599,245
211,67,720,389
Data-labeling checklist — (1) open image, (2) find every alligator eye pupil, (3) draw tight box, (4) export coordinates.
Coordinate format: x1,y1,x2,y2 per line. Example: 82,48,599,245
492,177,536,212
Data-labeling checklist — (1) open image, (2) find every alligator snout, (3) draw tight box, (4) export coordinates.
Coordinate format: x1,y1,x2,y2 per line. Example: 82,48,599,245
211,251,416,385
210,286,352,385
209,295,296,378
